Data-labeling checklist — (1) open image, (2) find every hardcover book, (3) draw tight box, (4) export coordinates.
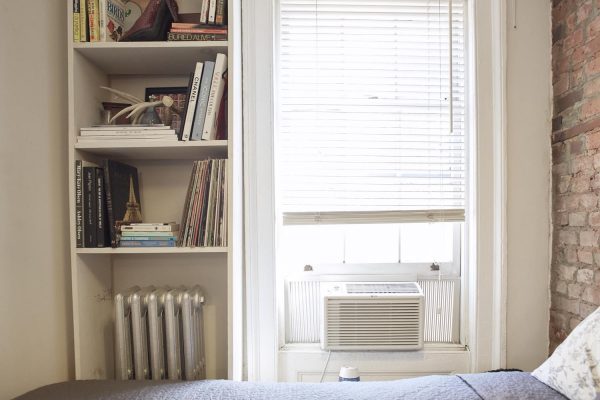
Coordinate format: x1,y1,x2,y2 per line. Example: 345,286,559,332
180,62,204,141
190,61,215,141
202,53,228,140
83,166,98,247
99,0,127,41
103,160,143,247
73,0,81,42
87,0,100,42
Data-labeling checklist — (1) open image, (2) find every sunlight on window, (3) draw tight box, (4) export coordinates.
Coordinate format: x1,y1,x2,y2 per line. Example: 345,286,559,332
400,223,454,263
344,224,399,264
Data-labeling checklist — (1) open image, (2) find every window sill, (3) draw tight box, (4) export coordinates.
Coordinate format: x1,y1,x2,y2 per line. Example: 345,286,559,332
280,342,468,354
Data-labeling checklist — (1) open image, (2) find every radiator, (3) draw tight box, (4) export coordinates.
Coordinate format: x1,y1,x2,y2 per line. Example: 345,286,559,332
285,278,460,344
115,286,206,380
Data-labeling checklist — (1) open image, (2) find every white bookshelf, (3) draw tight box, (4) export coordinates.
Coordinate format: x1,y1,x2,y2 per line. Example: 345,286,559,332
66,0,243,381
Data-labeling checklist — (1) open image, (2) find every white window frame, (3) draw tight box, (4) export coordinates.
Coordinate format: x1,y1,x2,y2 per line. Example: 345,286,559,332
242,0,507,381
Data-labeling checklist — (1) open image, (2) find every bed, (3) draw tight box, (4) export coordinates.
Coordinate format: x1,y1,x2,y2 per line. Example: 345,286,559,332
14,371,566,400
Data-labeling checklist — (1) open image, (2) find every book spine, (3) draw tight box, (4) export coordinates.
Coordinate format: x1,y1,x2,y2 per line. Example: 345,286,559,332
98,0,106,41
120,236,176,241
80,0,88,41
215,0,226,25
208,0,217,24
73,0,81,42
88,0,100,42
122,231,176,237
121,225,178,232
180,62,204,141
190,61,215,141
119,240,176,247
167,32,227,41
202,53,228,140
103,161,117,247
83,167,97,247
75,160,84,248
215,77,228,140
170,28,227,34
200,0,209,24
96,167,106,247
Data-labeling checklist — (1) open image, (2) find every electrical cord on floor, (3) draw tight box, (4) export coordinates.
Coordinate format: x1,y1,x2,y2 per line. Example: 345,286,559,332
319,350,332,383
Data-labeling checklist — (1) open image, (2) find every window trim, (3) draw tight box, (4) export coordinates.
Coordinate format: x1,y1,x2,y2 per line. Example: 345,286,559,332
242,0,508,381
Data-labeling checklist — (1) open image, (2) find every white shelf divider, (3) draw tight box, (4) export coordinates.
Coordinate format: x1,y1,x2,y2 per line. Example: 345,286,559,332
74,140,228,160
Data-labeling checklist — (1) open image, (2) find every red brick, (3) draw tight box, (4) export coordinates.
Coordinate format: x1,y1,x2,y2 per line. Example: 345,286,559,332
585,52,600,76
581,97,600,120
589,211,600,226
577,1,592,25
558,264,578,280
570,174,592,192
554,295,580,314
565,247,579,263
582,286,600,303
588,14,600,38
578,249,594,263
555,74,570,95
576,268,595,284
559,230,579,245
565,29,584,51
584,76,600,97
580,230,598,246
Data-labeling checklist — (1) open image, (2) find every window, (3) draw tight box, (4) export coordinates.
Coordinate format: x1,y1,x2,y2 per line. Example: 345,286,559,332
275,0,467,344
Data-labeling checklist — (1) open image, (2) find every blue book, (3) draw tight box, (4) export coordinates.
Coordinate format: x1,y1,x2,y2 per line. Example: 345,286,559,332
119,240,176,247
190,61,215,141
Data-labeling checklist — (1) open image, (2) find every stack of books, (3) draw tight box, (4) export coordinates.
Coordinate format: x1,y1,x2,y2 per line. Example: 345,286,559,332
78,124,178,142
168,23,227,42
119,223,179,248
178,159,227,248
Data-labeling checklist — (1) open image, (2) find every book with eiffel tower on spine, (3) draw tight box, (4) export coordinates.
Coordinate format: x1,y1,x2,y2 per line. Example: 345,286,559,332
103,159,143,247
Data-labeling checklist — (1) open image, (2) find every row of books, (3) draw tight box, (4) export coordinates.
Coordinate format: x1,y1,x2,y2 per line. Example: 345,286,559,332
179,53,228,141
75,158,227,248
75,159,141,248
179,159,228,248
167,22,227,42
119,222,179,248
73,0,127,42
78,124,177,142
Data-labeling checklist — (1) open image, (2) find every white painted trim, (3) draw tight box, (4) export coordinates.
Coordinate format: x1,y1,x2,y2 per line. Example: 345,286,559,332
491,0,508,370
242,0,509,379
242,0,279,382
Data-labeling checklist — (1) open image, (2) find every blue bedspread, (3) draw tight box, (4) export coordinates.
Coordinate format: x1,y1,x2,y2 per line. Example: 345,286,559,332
14,372,566,400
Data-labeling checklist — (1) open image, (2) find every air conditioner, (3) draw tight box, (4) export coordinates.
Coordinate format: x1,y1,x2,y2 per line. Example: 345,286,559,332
321,282,424,351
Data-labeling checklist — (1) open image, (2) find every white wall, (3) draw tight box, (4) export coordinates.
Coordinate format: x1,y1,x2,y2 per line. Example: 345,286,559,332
505,0,552,371
0,1,73,398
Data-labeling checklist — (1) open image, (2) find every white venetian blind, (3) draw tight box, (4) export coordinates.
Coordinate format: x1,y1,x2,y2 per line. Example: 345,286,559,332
277,0,466,223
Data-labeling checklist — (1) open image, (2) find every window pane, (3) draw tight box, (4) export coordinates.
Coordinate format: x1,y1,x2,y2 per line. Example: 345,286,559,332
279,225,345,271
344,224,399,263
400,222,454,263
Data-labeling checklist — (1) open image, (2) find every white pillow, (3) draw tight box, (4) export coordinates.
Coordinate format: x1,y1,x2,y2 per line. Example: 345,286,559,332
532,306,600,400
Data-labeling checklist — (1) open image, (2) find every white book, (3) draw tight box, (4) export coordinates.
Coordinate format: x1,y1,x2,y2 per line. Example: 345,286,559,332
83,124,166,130
81,129,175,136
129,222,177,227
181,62,204,142
200,0,210,24
121,224,180,232
208,0,217,24
201,53,227,140
99,0,106,41
79,136,177,140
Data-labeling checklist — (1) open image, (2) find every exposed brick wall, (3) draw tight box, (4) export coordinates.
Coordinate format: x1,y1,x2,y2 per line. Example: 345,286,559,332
551,0,600,352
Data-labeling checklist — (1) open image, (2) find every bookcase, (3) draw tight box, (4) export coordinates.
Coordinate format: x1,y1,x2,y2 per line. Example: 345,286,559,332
66,0,243,380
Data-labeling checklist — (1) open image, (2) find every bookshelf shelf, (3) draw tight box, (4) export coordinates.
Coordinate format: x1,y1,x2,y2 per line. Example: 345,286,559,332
76,246,228,255
74,41,229,74
75,140,228,160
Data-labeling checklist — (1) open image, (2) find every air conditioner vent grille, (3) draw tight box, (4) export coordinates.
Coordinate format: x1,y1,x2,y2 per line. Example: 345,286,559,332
346,283,420,294
324,296,423,350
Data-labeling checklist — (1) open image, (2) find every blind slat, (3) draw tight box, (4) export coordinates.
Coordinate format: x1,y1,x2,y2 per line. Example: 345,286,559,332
278,0,466,215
